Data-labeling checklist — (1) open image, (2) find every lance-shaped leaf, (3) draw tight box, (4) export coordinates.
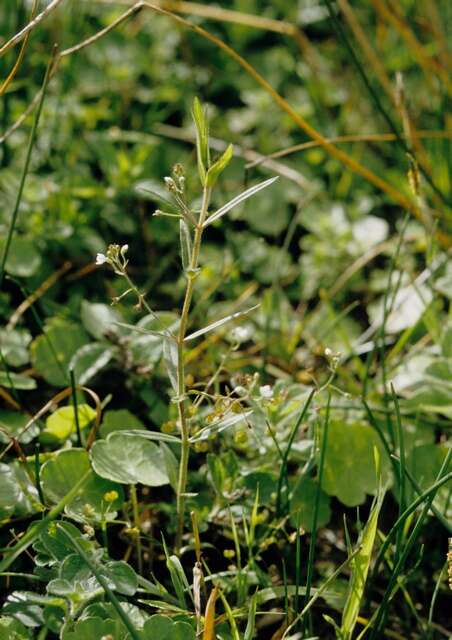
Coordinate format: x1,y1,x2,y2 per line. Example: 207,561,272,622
203,176,279,228
206,143,233,187
192,97,210,184
179,219,192,271
163,337,179,393
340,450,385,639
184,305,259,342
190,410,253,442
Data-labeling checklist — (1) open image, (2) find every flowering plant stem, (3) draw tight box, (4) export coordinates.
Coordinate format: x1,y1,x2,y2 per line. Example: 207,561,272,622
175,184,211,552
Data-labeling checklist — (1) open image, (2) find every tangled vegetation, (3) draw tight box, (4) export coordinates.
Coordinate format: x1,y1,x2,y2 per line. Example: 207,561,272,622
0,1,451,638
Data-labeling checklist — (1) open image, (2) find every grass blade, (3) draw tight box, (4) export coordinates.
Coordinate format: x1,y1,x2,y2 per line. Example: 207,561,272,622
340,450,385,639
0,48,55,288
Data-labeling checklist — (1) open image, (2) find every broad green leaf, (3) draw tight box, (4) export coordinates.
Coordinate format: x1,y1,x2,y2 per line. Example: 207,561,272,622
0,370,36,390
0,237,41,277
37,521,93,564
49,555,137,601
0,462,40,520
82,602,148,632
69,343,115,385
321,421,391,506
90,432,170,486
105,560,138,596
2,592,44,628
62,617,123,640
81,301,123,340
206,143,233,187
141,615,172,636
41,404,96,442
99,409,145,438
184,305,259,342
0,328,32,367
40,449,123,522
31,320,89,386
290,475,331,531
0,616,32,639
203,176,279,228
138,616,196,640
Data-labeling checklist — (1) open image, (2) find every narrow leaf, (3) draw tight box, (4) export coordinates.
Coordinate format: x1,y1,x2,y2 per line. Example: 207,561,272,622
192,97,210,184
341,449,385,639
179,219,192,271
190,410,253,442
203,176,279,228
184,305,259,342
163,337,179,393
244,591,258,640
206,143,233,187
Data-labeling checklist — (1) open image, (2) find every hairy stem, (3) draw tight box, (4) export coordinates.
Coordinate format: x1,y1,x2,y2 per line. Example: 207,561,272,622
175,185,211,551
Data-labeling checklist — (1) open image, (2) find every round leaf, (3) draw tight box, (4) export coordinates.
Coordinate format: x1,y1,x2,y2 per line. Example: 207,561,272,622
31,320,89,386
41,404,96,442
321,421,391,507
40,449,123,522
90,432,170,486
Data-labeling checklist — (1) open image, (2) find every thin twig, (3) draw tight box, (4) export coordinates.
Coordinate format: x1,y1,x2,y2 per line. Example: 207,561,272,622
0,0,39,96
245,130,451,169
0,0,66,57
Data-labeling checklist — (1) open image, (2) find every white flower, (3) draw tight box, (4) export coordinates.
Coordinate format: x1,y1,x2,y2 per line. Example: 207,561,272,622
95,253,108,265
259,384,273,399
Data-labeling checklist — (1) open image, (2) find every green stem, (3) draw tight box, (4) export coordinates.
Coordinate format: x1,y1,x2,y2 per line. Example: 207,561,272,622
175,185,211,552
130,484,143,574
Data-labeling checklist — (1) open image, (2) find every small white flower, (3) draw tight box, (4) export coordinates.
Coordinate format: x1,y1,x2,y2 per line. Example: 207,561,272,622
259,384,273,399
95,253,108,265
120,244,129,258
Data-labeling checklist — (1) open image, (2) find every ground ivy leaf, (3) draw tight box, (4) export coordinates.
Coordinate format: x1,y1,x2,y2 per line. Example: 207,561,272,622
40,449,123,522
0,616,32,639
99,409,145,438
69,343,115,386
41,404,96,442
81,301,123,341
90,432,170,486
31,320,89,387
62,617,121,640
321,421,391,507
0,328,32,367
